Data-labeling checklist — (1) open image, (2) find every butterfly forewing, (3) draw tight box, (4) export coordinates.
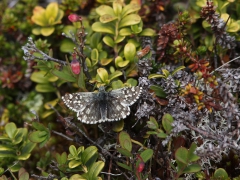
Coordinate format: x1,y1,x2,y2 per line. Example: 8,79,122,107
62,92,93,112
109,86,142,106
62,86,142,124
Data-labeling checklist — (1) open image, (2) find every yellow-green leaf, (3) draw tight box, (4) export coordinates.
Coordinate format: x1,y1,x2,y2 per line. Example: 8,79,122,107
124,42,136,62
96,5,115,16
113,1,123,15
92,22,115,34
119,28,132,36
119,14,141,28
100,14,117,23
140,28,156,36
100,58,113,66
121,3,141,17
97,68,108,82
103,36,114,47
45,2,58,21
41,27,55,36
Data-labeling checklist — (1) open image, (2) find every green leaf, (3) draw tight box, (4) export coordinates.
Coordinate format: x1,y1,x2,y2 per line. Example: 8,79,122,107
35,83,56,93
92,22,115,34
162,113,174,134
121,3,141,17
99,51,107,60
119,14,141,28
90,32,102,49
81,146,98,165
45,2,58,21
148,74,166,79
32,122,48,131
97,68,109,82
0,145,16,158
51,66,77,82
147,116,159,130
115,35,125,43
126,78,137,86
78,67,86,89
88,161,105,179
41,26,55,36
103,36,114,47
28,131,47,143
109,71,123,81
124,42,136,62
188,143,200,162
116,162,132,171
139,28,156,36
118,131,132,152
100,14,117,23
20,142,36,156
60,39,75,53
32,28,41,35
96,5,115,16
213,168,229,179
162,69,170,77
182,164,201,173
69,174,86,180
31,71,57,83
5,122,17,139
63,25,76,37
13,128,27,145
227,21,240,32
56,152,67,165
69,160,82,168
31,8,47,26
91,49,99,62
113,1,122,15
100,58,114,66
69,145,78,156
18,168,29,180
112,120,124,132
175,147,188,165
112,80,124,89
171,66,185,76
149,85,167,98
140,149,153,162
115,56,129,68
119,28,132,36
156,131,167,138
116,147,133,158
146,131,157,135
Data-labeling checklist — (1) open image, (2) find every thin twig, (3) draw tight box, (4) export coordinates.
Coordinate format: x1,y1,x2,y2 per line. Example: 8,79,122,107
211,55,240,74
52,130,74,141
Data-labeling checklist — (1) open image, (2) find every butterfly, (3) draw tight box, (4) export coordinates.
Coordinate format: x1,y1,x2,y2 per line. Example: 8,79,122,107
62,86,142,124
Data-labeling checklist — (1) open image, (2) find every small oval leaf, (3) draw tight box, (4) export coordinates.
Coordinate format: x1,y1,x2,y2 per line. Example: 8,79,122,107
119,14,141,28
119,131,132,152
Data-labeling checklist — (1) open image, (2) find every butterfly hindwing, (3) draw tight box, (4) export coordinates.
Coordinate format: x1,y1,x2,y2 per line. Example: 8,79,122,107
106,97,131,120
77,100,102,124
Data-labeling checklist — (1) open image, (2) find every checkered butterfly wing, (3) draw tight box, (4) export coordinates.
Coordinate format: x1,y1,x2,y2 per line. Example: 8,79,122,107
62,92,102,124
106,86,142,121
62,86,142,124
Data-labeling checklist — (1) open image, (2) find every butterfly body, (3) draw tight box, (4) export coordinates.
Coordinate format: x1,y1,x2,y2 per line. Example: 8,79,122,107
62,86,142,124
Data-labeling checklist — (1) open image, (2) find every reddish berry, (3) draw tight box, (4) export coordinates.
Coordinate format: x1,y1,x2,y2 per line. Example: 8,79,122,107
137,162,145,173
71,59,80,74
68,14,79,22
